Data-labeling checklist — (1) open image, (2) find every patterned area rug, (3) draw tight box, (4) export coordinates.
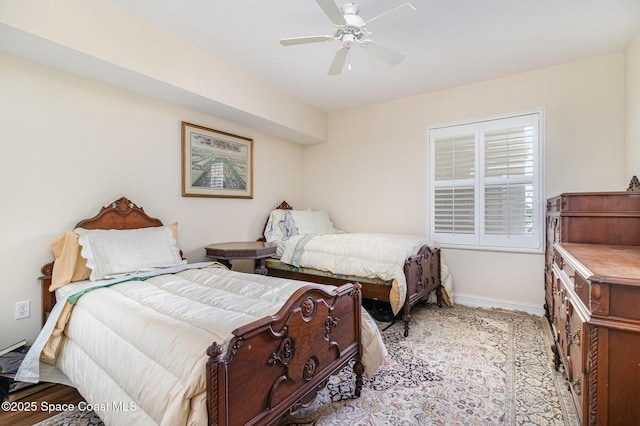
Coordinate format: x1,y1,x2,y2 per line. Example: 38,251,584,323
294,304,578,425
35,304,577,426
33,407,102,425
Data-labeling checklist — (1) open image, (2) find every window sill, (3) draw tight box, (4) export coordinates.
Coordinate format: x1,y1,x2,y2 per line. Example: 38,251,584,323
437,243,544,255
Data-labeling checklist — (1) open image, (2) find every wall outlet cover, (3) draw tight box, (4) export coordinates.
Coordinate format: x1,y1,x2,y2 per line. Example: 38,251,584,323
16,300,30,319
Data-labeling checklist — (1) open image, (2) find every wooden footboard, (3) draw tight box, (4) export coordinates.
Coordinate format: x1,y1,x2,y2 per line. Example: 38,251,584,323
206,283,364,426
401,245,442,336
264,244,443,337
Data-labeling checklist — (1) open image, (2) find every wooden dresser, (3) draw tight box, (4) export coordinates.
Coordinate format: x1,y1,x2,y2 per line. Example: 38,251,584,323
544,191,640,425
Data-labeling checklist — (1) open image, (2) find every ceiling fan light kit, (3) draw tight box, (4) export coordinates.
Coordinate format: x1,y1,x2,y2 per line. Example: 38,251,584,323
280,0,416,75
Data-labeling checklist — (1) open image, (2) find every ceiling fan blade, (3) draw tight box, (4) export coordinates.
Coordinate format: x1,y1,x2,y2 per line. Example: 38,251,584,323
328,48,348,75
365,3,417,33
280,35,334,46
316,0,347,26
362,41,404,65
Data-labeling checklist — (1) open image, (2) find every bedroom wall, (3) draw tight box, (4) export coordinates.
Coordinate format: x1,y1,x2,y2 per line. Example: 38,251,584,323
626,34,640,177
0,0,328,145
0,52,305,349
304,53,626,313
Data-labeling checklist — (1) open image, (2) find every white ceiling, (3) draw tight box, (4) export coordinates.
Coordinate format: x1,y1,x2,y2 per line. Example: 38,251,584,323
107,0,640,112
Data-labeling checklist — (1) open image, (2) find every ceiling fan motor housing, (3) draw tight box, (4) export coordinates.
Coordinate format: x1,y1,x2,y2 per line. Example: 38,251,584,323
340,3,359,15
334,8,366,48
341,33,356,48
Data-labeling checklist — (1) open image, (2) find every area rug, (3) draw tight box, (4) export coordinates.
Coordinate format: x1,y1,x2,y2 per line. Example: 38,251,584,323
35,304,578,425
295,304,578,425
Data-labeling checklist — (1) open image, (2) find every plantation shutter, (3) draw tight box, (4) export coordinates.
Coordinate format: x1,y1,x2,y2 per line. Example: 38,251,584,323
429,112,542,250
483,124,535,241
431,126,478,245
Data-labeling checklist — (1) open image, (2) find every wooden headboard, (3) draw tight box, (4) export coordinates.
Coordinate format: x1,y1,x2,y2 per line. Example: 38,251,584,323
257,200,293,242
39,197,165,325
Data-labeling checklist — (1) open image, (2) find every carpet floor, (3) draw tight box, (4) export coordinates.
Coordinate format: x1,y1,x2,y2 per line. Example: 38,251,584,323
35,304,577,425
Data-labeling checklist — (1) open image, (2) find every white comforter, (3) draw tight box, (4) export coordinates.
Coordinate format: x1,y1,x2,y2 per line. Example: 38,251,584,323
278,233,432,314
18,264,386,426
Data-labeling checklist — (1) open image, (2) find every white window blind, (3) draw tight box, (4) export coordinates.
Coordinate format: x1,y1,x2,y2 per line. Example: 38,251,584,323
429,113,542,250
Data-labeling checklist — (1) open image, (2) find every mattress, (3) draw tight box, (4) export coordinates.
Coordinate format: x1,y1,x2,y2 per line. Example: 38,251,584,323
265,258,393,286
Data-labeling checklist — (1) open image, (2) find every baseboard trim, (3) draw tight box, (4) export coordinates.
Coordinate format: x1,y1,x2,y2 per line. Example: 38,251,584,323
453,294,545,316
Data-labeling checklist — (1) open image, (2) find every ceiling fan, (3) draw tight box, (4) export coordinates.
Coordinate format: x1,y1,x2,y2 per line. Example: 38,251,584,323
280,0,417,75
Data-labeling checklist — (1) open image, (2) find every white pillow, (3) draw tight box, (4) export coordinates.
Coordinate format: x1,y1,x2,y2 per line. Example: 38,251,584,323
75,226,185,281
289,210,338,235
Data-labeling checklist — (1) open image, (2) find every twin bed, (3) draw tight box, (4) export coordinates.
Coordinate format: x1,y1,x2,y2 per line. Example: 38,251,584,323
18,197,450,425
18,197,385,426
259,201,452,337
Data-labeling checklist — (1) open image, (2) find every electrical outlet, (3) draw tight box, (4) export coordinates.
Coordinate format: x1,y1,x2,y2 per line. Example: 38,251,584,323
16,300,30,319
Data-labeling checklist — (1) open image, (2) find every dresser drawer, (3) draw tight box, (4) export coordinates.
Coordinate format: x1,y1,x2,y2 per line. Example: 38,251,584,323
553,251,588,304
573,273,590,311
552,260,590,424
553,247,594,313
566,298,586,419
552,276,568,358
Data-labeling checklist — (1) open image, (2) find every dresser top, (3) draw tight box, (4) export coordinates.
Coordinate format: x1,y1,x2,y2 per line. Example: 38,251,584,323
556,242,640,284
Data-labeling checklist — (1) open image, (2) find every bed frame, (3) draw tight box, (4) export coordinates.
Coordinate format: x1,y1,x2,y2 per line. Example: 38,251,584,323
39,197,365,426
259,201,443,337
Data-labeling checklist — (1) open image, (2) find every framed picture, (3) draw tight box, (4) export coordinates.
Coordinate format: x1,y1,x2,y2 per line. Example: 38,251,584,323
181,122,253,198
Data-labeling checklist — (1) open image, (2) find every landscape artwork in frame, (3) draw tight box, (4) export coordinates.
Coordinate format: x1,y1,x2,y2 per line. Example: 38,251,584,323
181,122,254,198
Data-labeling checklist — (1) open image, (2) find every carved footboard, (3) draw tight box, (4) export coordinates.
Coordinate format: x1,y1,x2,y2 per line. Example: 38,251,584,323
206,283,364,426
400,245,443,336
262,244,443,337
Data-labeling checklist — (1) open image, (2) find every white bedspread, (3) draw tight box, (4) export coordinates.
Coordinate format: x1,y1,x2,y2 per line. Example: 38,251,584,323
278,233,432,314
18,265,386,426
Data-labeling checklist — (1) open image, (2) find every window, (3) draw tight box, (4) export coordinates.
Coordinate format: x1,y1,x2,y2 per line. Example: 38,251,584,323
428,112,543,250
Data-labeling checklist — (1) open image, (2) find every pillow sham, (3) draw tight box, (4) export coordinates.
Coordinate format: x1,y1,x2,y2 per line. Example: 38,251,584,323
49,231,92,291
48,222,179,290
75,225,185,281
289,210,338,235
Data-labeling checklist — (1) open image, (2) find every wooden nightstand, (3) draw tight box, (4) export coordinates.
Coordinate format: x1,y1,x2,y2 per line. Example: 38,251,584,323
205,242,276,275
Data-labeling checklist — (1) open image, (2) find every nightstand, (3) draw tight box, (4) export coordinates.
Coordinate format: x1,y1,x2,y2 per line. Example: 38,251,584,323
205,242,277,275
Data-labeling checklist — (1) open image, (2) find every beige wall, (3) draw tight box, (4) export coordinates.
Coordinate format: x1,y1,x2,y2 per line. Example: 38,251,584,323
0,53,305,349
626,34,640,177
1,29,636,347
305,53,626,313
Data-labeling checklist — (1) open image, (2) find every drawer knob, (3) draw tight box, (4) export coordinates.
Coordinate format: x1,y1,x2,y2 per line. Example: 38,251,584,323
571,330,581,346
572,377,581,395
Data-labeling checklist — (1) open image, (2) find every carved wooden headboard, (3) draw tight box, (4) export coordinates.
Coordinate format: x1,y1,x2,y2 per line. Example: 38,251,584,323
40,197,165,325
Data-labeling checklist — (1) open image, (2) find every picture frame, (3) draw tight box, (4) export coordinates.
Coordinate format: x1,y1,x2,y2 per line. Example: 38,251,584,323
181,121,254,198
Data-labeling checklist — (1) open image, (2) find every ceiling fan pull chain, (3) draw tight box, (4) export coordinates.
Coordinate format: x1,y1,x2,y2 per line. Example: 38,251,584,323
348,48,352,71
